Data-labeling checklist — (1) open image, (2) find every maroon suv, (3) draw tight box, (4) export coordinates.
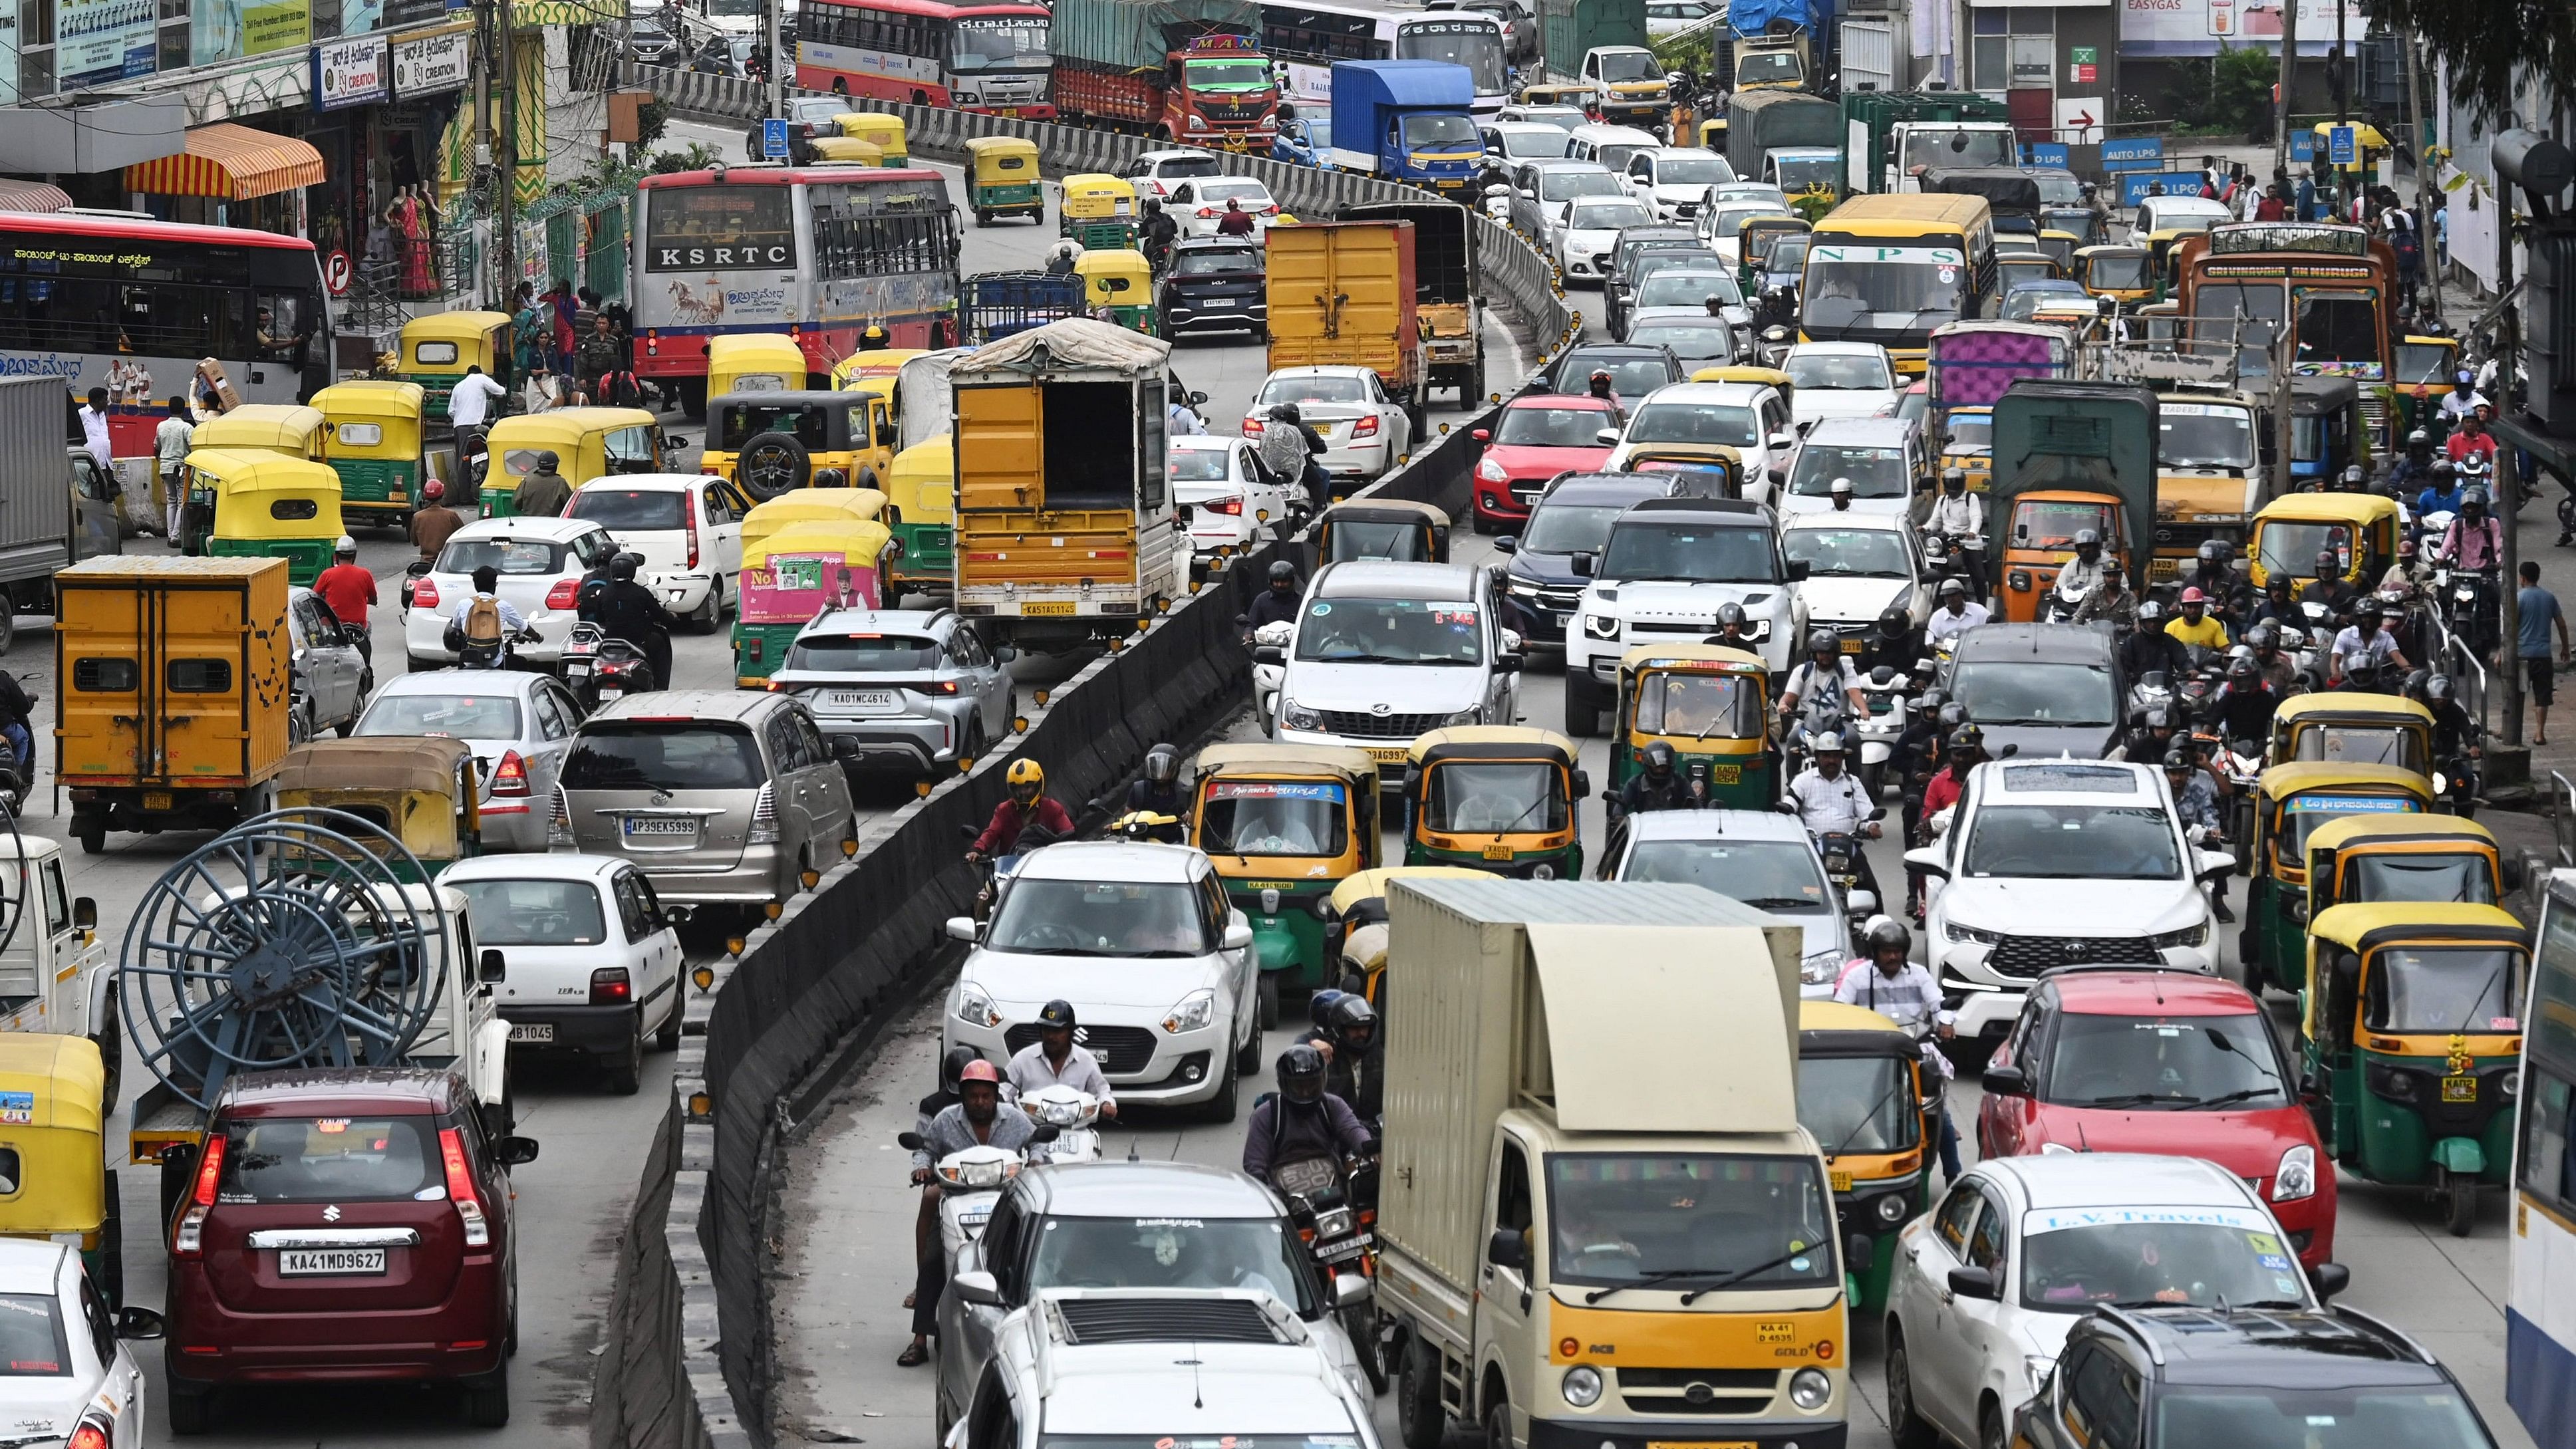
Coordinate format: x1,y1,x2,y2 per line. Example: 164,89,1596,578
163,1069,539,1432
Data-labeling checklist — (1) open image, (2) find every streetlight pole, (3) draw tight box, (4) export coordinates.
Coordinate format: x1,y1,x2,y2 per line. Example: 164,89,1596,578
2272,0,2297,186
2498,159,2522,743
495,0,517,306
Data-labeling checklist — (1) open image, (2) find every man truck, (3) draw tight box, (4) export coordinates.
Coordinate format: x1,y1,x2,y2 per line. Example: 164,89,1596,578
1049,0,1280,149
1840,89,2016,196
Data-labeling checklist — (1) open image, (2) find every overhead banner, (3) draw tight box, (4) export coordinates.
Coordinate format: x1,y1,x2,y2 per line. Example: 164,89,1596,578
311,33,390,109
390,25,469,95
192,0,311,65
2121,0,2368,55
58,0,156,88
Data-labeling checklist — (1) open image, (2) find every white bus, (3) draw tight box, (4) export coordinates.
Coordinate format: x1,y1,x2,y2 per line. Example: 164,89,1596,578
1258,1,1507,115
2513,870,2576,1449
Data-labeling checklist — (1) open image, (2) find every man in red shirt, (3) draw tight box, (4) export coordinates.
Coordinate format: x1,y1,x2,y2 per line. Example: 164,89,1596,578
1215,198,1257,238
1919,723,1987,827
312,536,379,663
2447,410,2501,466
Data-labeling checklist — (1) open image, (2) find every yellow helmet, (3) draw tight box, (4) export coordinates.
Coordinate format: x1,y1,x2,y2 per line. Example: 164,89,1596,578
1006,759,1046,793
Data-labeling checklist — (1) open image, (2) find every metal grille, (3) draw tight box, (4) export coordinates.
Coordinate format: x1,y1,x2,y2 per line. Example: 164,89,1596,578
1004,1023,1159,1074
1054,1296,1282,1345
1618,1367,1779,1416
1319,710,1449,738
1984,934,2161,978
1632,620,1714,636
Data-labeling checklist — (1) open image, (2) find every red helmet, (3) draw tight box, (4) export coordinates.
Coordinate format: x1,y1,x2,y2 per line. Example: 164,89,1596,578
2179,587,2206,604
422,478,446,502
959,1059,1002,1086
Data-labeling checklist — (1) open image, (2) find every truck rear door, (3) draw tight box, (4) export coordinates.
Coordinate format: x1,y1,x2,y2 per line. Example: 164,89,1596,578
56,577,148,784
158,577,259,787
1266,226,1414,378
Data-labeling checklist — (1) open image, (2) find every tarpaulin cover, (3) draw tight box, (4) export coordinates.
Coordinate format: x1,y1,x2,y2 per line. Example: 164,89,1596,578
1928,321,2071,411
1729,0,1814,40
950,317,1172,375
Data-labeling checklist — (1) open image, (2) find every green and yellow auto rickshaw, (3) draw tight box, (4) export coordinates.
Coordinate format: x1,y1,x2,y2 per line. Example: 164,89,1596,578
313,380,432,526
1075,249,1155,333
1059,173,1140,251
272,737,483,880
1320,864,1496,1012
1399,726,1586,879
2243,761,2434,995
1189,743,1382,1029
2303,901,2527,1236
2265,692,2435,775
964,136,1044,225
1605,644,1774,809
2304,814,2511,918
1798,1000,1932,1316
2247,493,2401,595
402,311,515,424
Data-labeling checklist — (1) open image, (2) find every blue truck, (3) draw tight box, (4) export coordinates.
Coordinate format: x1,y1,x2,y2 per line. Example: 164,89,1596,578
1325,60,1481,198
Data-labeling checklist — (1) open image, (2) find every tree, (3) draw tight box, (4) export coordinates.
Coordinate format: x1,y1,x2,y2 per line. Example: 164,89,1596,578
2356,0,2576,122
2212,45,2278,137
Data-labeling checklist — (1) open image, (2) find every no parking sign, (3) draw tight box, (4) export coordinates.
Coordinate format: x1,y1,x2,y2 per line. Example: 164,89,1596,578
324,249,352,296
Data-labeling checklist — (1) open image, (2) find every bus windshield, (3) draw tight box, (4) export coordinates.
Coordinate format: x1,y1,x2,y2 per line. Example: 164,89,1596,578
645,185,795,271
951,16,1049,70
1800,245,1965,336
1397,19,1507,93
2159,403,2257,469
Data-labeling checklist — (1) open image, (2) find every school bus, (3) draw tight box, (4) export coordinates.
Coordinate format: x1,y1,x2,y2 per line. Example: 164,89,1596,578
1798,193,1997,375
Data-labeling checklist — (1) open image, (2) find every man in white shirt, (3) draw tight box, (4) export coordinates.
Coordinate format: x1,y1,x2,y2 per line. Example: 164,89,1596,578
76,387,112,474
448,364,508,432
1923,577,1989,646
1002,999,1118,1117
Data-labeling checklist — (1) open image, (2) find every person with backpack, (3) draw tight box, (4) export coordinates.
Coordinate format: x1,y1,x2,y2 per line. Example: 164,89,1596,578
443,565,527,669
0,668,34,784
580,553,678,690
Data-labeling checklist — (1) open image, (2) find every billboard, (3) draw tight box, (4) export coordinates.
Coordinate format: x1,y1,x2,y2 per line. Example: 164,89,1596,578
58,0,156,87
2121,0,2369,57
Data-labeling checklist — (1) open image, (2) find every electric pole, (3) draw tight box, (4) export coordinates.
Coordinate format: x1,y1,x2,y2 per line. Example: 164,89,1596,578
767,0,786,119
495,0,517,305
2400,34,2430,316
2498,156,2522,743
2272,0,2297,186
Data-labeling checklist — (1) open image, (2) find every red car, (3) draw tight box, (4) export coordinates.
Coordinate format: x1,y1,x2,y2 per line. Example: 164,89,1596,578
1470,394,1622,531
1975,967,2337,1267
164,1069,539,1432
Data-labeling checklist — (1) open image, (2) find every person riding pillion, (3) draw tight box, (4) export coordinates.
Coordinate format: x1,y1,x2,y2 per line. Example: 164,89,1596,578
580,551,679,691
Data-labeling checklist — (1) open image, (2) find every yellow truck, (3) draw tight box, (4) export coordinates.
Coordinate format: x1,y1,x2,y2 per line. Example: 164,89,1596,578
949,318,1189,646
1266,219,1429,432
1377,876,1849,1449
53,557,291,855
2149,388,2265,584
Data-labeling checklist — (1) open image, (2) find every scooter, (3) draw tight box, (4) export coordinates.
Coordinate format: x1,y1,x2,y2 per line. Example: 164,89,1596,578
1853,665,1908,801
1017,1084,1105,1163
1250,618,1292,724
897,1132,1052,1273
563,621,654,708
1779,694,1852,781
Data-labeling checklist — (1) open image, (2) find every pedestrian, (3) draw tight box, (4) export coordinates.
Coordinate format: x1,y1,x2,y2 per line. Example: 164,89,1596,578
2389,208,2424,310
550,278,578,376
153,394,194,544
2521,561,2572,745
2200,154,2221,199
2296,168,2317,222
579,314,623,402
75,387,112,475
312,537,378,662
573,287,601,344
2255,184,2289,221
448,363,507,433
2434,198,2450,272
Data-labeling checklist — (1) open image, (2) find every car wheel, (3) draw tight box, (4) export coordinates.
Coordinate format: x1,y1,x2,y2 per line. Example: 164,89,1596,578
1257,971,1280,1030
602,1015,644,1095
653,989,683,1051
1202,1037,1239,1122
1886,1327,1941,1449
692,582,724,634
462,1359,511,1428
166,1379,215,1435
1235,1019,1262,1075
1396,1332,1445,1449
1981,1398,2007,1449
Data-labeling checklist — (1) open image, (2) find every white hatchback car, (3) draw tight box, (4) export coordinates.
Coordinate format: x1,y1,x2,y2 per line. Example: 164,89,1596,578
1781,510,1929,647
446,853,685,1095
1248,366,1415,483
562,472,753,632
1782,342,1903,425
403,516,617,668
0,1238,156,1449
1604,808,1862,993
1123,146,1223,199
1555,194,1660,283
1604,380,1799,506
1906,758,2230,1047
1171,434,1298,567
1884,1152,2321,1449
1169,177,1281,239
942,841,1260,1119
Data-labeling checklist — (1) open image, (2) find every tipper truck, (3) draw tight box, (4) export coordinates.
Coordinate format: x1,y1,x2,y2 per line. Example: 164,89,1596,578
1049,0,1279,149
1266,219,1430,431
1327,61,1483,197
1344,199,1485,404
1840,89,2015,196
1376,876,1852,1449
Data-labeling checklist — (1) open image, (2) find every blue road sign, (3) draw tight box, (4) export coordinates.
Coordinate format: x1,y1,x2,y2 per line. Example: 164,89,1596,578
764,118,790,159
2329,124,2357,165
2120,170,2212,207
2021,142,2071,169
2289,128,2316,163
2101,137,2164,172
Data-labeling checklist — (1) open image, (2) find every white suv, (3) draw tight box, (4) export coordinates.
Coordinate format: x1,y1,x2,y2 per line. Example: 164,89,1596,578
1905,757,2231,1049
1268,560,1522,766
1563,497,1806,733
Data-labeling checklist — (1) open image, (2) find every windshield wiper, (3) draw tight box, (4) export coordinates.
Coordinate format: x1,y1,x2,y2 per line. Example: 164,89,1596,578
1678,1244,1821,1305
1308,652,1413,665
1489,788,1557,846
2179,1087,2280,1111
1584,1265,1722,1304
1825,1075,1909,1161
1735,896,1822,910
2071,1092,2186,1108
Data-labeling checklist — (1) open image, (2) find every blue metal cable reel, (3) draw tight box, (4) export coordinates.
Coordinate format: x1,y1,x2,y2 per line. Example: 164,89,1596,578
116,808,452,1114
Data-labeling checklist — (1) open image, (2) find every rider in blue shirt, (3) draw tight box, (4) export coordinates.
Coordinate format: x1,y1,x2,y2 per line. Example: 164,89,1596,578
2415,458,2464,522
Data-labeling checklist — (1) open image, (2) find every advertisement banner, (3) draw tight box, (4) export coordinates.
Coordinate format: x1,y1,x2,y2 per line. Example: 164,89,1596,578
312,33,390,109
57,0,155,88
193,0,311,64
2121,0,2368,56
390,25,469,95
2120,170,2213,205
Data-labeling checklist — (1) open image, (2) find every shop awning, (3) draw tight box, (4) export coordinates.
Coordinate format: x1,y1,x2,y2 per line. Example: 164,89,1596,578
0,180,71,213
122,123,325,202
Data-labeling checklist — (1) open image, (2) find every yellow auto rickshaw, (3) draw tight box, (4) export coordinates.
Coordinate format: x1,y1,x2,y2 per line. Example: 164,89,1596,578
1322,864,1494,1008
186,448,345,585
273,737,483,881
191,404,328,463
2040,207,2102,249
1602,644,1774,817
1797,1001,1932,1316
2243,761,2435,995
2266,693,2436,775
2033,229,2081,269
807,134,885,165
402,311,515,423
2394,333,2464,437
1939,406,1992,492
830,348,927,392
708,332,817,398
2247,492,2401,593
2302,901,2525,1236
1315,499,1449,563
740,487,889,553
2076,244,2152,306
0,1035,126,1307
1189,743,1383,1026
312,380,432,525
1997,251,2064,295
1697,118,1727,150
1520,82,1595,108
734,517,895,685
832,112,908,165
1612,442,1745,499
885,436,952,594
1060,173,1140,251
2304,814,2511,920
965,136,1044,226
1400,726,1586,878
1075,249,1155,333
480,408,665,518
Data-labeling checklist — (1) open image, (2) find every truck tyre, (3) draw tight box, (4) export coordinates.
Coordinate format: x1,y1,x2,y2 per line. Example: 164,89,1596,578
1483,1399,1509,1449
77,826,104,856
1397,1333,1447,1449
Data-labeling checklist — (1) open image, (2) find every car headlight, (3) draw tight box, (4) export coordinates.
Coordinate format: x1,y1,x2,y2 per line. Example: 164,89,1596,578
1583,613,1621,640
2273,1143,2317,1202
1443,708,1481,727
1944,920,2001,945
1802,949,1841,985
2150,922,2211,950
1875,1190,1912,1224
1788,1367,1833,1412
956,984,1001,1029
1162,988,1216,1035
1506,579,1541,597
1479,457,1508,483
1280,699,1323,731
1562,1365,1604,1408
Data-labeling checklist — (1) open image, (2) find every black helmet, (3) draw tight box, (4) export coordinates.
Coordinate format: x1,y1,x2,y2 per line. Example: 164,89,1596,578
1806,628,1837,657
1143,743,1179,785
2073,529,2102,551
2197,539,2224,565
1321,992,1377,1051
1950,722,1985,753
533,450,560,472
1914,688,1946,716
1267,559,1296,587
1276,1044,1328,1105
1937,702,1967,731
611,553,639,583
2247,623,2279,652
1864,916,1911,958
1715,601,1747,631
1643,740,1677,777
1270,402,1303,425
2142,704,2174,731
2463,487,2491,513
938,1044,982,1095
1878,606,1909,637
2163,745,2196,771
1038,999,1077,1033
2426,672,2455,702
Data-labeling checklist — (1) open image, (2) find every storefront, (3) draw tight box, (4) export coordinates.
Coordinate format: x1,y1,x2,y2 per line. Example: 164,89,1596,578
1969,0,2118,142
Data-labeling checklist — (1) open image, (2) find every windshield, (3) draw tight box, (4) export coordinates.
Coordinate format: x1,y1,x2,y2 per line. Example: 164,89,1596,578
1403,113,1483,150
1628,400,1757,447
1951,660,2117,728
2088,251,2150,289
2394,342,2455,386
1570,199,1657,231
567,487,689,530
1563,353,1675,399
2365,946,2523,1033
2148,1386,2493,1449
1787,352,1894,391
1594,50,1658,80
1786,526,1912,577
1774,156,1837,192
1182,57,1270,88
1426,761,1568,833
2011,498,2116,550
1260,373,1369,405
1546,1152,1836,1289
2346,852,2495,904
562,722,767,791
219,1115,438,1204
436,537,571,577
1946,414,1991,449
1154,154,1223,180
2283,798,2421,856
1767,235,1814,273
2255,520,2355,581
1632,669,1762,737
782,633,940,672
1658,155,1732,184
986,878,1213,957
1522,500,1632,554
2193,283,2287,376
456,878,611,946
2159,404,2257,468
2003,287,2094,323
646,183,796,273
1790,445,1908,498
950,15,1049,70
1799,1054,1920,1154
1168,446,1234,482
1497,405,1618,448
2295,293,2381,368
1294,597,1484,664
1802,248,1965,334
1629,323,1735,363
2019,1218,2307,1313
1499,128,1569,159
356,691,521,739
1902,129,2015,171
1027,1216,1320,1316
1542,170,1627,203
1963,804,2179,880
1737,49,1802,83
1637,271,1740,309
1197,779,1349,856
2041,1011,2288,1109
1708,207,1787,240
1624,837,1825,910
1599,521,1779,583
1397,19,1508,92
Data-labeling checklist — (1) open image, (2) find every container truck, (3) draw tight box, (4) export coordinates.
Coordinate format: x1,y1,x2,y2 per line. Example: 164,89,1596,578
1538,0,1645,82
1727,90,1842,198
1344,199,1485,404
1266,220,1430,429
1326,61,1483,198
1839,89,2015,196
1375,876,1851,1449
1048,0,1280,150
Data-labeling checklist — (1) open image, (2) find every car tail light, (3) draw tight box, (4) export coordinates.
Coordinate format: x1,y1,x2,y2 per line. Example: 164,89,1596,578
545,579,580,610
591,966,633,1005
490,749,531,797
440,1126,490,1248
547,785,573,847
1242,417,1265,436
748,783,781,845
1209,495,1243,515
1197,207,1216,218
68,1418,108,1449
414,578,441,609
919,679,959,695
1352,415,1380,438
1261,203,1279,215
687,503,702,570
174,1135,225,1256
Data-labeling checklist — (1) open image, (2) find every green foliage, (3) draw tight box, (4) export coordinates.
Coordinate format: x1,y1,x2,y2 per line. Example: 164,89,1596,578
2210,45,2276,136
648,141,722,175
2164,59,2213,128
2357,0,2576,124
636,96,670,153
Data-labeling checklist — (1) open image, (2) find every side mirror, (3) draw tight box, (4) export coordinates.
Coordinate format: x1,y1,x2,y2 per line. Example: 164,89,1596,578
1845,889,1877,914
664,434,690,452
1596,428,1622,446
478,948,507,984
71,897,94,931
1486,1228,1528,1269
2307,1261,2351,1299
1253,644,1286,665
499,1136,541,1166
944,916,980,942
995,644,1018,662
1569,552,1596,578
1997,743,2019,759
1473,428,1491,442
1787,559,1811,581
1904,845,1950,878
114,1306,166,1341
1847,1233,1873,1267
898,1130,926,1151
1495,535,1519,555
1333,1271,1374,1307
1947,1264,2000,1300
1981,1064,2031,1097
1571,769,1590,797
1222,919,1256,950
952,1269,1006,1307
1189,390,1209,406
1769,432,1793,452
1028,1122,1060,1144
2194,849,2238,880
2333,950,2361,986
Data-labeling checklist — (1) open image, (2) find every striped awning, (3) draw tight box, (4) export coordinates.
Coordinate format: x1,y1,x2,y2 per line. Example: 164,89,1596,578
0,181,70,213
122,123,326,202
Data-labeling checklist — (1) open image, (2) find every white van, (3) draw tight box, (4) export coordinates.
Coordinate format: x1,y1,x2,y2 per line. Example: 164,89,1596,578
1564,122,1662,175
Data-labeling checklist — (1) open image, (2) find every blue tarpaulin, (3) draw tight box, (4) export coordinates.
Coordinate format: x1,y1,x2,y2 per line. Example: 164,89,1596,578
1729,0,1815,39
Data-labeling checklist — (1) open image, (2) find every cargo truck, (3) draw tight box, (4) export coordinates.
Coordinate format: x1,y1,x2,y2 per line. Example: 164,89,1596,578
1727,90,1842,199
1266,219,1431,432
1538,0,1645,83
1344,199,1486,404
1376,876,1850,1449
1839,89,2015,196
949,319,1189,646
1049,0,1279,149
0,378,124,652
1987,379,2160,621
1327,61,1483,197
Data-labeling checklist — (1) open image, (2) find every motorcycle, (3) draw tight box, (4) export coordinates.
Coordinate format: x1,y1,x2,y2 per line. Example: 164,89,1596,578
1106,809,1187,844
400,558,432,615
2441,563,2499,659
1272,1148,1387,1393
563,621,654,708
446,620,542,671
1853,665,1908,801
1779,693,1852,781
897,1130,1056,1277
1017,1084,1105,1163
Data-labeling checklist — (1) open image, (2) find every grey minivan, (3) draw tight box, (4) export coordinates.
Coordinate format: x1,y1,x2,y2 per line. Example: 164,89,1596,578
551,690,857,914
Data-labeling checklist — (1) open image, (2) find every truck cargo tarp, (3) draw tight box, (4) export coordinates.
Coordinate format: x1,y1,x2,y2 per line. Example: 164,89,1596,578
1928,321,2072,412
1922,166,2042,215
1727,0,1812,39
951,317,1172,376
1520,922,1797,1133
1051,0,1261,70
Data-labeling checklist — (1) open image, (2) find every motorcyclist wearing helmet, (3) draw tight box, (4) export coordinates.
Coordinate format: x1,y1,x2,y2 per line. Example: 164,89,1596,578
2416,456,2464,522
1242,1045,1372,1186
1257,402,1331,509
905,1057,1036,1365
1586,367,1620,410
2168,586,2231,651
1787,732,1881,906
2437,486,2505,572
1924,576,1989,648
2301,547,2361,619
1780,628,1867,722
2160,745,2233,922
2047,529,2107,614
1246,559,1305,633
909,1043,986,1296
1827,476,1855,511
2335,463,2369,494
2069,557,2138,629
1005,997,1119,1117
2420,672,2483,815
1613,740,1700,818
2118,598,2189,684
1918,722,1983,835
1922,467,1985,588
1860,605,1920,675
1830,915,1959,1182
2388,429,2440,501
1140,198,1180,269
579,549,678,690
1298,990,1384,1119
1894,690,1947,918
2202,652,2283,752
2109,700,2181,766
2250,573,2303,632
2245,622,2302,696
1123,742,1191,819
968,759,1077,862
1707,600,1755,650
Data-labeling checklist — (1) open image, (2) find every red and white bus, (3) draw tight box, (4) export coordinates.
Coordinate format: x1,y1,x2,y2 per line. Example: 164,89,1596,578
791,0,1053,116
632,165,964,414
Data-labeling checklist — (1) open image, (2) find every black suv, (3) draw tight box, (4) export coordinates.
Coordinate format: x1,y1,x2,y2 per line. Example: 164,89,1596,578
2007,1303,2505,1449
1157,237,1267,340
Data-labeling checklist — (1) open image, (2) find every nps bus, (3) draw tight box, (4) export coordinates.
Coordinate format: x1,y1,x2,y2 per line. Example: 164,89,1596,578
1799,193,1998,374
791,0,1054,116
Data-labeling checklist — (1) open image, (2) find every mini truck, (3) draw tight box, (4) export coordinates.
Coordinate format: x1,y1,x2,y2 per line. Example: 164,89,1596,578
1048,0,1279,149
1346,199,1487,404
1377,876,1851,1449
1266,219,1431,434
1328,61,1484,198
1839,90,2016,196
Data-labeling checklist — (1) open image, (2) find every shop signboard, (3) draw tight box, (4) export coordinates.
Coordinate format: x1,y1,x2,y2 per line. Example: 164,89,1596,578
59,0,156,88
2120,170,2212,206
194,0,311,64
2100,136,2164,172
313,33,390,110
2120,0,2367,56
391,26,470,95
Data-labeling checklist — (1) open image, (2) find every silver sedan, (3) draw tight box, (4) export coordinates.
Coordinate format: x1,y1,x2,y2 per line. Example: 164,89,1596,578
350,668,589,851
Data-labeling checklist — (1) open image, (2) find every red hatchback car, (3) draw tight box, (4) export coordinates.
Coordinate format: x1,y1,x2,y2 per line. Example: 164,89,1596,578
1975,967,2337,1267
164,1069,539,1432
1471,394,1622,531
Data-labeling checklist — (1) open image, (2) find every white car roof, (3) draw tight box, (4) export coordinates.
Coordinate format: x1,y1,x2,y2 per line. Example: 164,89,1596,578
1980,1151,2257,1213
574,473,708,492
1572,123,1658,144
1015,840,1208,883
1266,364,1375,381
1139,148,1215,165
1783,509,1910,535
1973,757,2159,806
1624,808,1813,844
1169,434,1242,451
1199,177,1273,193
450,515,601,543
0,1239,68,1293
444,852,631,886
802,606,954,633
1636,380,1766,406
1787,342,1892,360
370,668,553,699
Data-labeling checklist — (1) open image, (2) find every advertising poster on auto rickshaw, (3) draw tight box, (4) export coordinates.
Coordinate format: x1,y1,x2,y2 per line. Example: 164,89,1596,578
742,551,878,620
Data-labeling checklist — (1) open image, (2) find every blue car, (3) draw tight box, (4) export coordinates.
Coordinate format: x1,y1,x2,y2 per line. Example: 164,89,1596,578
1273,116,1334,169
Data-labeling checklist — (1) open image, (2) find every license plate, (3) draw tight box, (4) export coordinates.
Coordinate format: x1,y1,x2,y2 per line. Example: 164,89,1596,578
999,108,1021,117
566,662,592,680
1022,601,1077,617
828,689,899,713
1704,763,1742,784
1318,1232,1375,1263
1830,1169,1853,1192
144,791,172,811
1365,746,1409,763
598,687,623,702
1482,843,1514,861
1205,298,1236,307
279,1248,386,1277
509,1023,554,1043
624,816,696,838
2443,1075,2478,1103
1840,638,1864,654
2149,557,2182,579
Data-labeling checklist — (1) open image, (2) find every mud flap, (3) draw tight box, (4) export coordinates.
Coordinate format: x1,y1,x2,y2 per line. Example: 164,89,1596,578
2432,1136,2486,1175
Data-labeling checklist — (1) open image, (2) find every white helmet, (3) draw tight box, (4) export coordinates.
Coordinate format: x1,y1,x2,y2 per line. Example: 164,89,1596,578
334,535,357,555
1812,731,1846,754
1829,476,1853,496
